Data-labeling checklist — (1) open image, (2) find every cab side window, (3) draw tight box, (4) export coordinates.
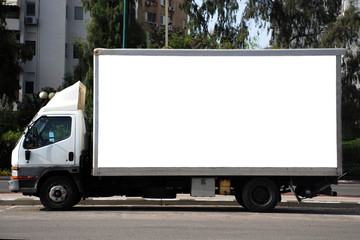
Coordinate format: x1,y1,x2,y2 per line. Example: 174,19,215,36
23,117,72,149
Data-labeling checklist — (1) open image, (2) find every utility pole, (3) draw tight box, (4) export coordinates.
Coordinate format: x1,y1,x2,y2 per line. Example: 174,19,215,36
165,0,169,48
122,0,128,48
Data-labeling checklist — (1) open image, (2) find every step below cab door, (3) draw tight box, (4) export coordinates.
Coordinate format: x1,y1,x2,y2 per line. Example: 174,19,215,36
21,115,76,167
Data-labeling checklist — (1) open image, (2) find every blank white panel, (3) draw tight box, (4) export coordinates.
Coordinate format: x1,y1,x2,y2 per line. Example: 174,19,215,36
96,55,337,168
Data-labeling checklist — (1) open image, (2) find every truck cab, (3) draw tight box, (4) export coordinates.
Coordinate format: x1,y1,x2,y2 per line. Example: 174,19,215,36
9,82,88,209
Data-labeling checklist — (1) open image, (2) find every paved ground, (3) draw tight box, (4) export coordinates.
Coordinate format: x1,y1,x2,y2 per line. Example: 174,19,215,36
1,204,360,240
1,192,360,208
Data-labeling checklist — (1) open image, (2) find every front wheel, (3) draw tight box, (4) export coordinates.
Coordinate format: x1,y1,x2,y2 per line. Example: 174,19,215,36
39,176,79,211
242,178,279,212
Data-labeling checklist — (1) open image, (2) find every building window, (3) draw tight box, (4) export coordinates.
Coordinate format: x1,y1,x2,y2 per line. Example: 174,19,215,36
26,2,35,16
160,0,172,6
25,41,36,56
160,15,171,25
74,7,83,20
73,44,80,59
25,81,34,94
145,12,156,22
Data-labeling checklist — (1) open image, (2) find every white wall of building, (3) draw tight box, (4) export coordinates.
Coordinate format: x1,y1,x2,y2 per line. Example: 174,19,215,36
18,0,89,99
38,0,67,90
65,0,90,75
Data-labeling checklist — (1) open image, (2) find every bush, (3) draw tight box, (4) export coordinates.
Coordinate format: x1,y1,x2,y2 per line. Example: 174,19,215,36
16,94,44,127
342,138,360,179
0,169,11,176
0,129,23,169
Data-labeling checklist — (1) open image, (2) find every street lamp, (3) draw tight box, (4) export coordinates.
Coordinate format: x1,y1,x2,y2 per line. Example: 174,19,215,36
48,92,55,99
39,91,55,100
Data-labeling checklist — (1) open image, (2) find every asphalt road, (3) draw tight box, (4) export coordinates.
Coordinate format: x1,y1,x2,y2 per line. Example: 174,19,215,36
0,205,359,240
0,180,10,192
2,180,360,196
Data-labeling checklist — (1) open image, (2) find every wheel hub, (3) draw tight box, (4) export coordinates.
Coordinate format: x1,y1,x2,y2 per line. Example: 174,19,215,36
49,185,67,203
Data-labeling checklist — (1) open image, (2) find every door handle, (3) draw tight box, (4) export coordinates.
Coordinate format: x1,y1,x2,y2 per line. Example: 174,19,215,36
68,152,74,161
25,150,31,162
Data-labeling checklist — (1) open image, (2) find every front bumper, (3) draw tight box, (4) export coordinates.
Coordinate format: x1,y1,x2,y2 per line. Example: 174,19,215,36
8,179,19,192
8,179,37,195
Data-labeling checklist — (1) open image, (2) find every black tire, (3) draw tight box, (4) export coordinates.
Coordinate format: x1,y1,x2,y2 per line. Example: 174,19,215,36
39,176,79,211
234,188,247,209
73,194,83,206
242,178,279,212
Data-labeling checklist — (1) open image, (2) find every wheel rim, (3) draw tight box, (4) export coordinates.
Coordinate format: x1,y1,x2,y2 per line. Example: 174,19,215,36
250,186,271,205
49,184,68,203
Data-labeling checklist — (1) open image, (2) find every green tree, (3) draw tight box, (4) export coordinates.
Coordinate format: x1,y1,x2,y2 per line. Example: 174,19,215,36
149,26,221,49
179,0,341,49
62,72,77,90
320,5,360,49
0,1,33,102
180,0,250,48
81,0,145,48
149,21,252,49
243,0,342,48
0,94,16,130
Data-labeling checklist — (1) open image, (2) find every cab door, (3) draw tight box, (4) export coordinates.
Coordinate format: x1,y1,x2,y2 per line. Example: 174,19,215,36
21,115,75,166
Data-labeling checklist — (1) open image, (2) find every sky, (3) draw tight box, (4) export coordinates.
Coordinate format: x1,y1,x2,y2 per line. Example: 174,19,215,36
247,19,271,48
237,1,271,48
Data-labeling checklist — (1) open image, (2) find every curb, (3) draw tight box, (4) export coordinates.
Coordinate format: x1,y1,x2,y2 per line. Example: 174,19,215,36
338,180,360,184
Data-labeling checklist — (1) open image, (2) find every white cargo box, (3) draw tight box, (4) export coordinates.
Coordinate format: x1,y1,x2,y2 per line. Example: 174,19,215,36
93,49,343,177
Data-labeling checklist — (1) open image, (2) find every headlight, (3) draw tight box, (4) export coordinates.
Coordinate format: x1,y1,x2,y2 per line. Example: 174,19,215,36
12,167,18,179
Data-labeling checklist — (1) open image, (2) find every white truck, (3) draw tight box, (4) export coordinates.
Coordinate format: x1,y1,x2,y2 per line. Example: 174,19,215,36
9,49,344,212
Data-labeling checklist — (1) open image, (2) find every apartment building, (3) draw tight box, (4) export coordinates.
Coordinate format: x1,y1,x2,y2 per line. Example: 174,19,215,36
140,0,187,32
4,0,90,101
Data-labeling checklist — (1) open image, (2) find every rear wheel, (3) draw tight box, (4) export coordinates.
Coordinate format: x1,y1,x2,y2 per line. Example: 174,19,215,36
39,176,79,211
235,188,247,209
242,178,279,212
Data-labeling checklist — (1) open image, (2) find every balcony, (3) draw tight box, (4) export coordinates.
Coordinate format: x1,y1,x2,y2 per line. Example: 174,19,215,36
4,0,21,6
5,18,20,31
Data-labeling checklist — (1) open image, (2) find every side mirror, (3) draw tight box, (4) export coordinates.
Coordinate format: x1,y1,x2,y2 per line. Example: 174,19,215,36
25,150,31,161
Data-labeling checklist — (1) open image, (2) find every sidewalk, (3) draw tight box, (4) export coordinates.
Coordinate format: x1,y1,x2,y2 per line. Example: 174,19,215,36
1,193,359,208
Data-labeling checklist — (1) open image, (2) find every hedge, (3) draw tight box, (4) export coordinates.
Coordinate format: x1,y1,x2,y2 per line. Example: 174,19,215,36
342,138,360,179
0,129,22,170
